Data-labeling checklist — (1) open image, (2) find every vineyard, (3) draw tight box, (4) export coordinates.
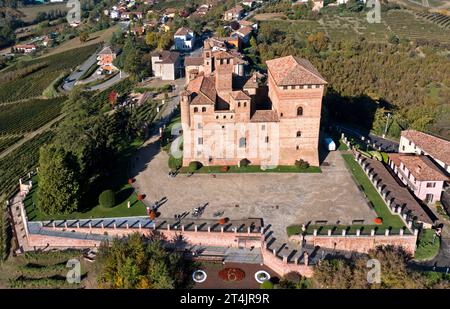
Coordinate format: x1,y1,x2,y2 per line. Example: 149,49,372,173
0,44,99,103
0,97,66,135
416,12,450,30
0,131,54,200
0,135,23,153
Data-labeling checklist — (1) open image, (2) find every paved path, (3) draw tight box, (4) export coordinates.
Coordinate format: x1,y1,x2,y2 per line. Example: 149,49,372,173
131,146,376,243
86,71,130,91
62,52,98,92
338,123,399,152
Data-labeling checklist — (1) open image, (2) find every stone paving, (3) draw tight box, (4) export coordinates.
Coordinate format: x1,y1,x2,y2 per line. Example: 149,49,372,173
131,142,377,242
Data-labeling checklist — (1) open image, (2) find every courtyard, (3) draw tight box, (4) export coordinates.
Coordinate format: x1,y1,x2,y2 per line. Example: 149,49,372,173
130,137,377,242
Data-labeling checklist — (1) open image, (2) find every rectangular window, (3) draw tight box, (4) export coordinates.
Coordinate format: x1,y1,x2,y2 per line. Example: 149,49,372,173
283,86,288,90
197,123,202,129
426,182,436,188
261,125,266,131
198,137,203,145
307,85,312,89
265,136,269,143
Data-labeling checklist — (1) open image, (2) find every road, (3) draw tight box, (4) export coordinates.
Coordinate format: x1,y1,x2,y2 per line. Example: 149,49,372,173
337,123,400,152
86,71,130,91
62,52,98,91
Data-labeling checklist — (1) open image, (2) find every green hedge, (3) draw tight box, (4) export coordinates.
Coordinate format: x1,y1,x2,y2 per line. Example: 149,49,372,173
99,190,116,208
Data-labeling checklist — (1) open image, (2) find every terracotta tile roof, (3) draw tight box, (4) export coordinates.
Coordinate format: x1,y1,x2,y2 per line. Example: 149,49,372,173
250,110,279,123
226,5,243,15
185,56,203,66
239,20,255,27
214,50,234,59
235,26,253,37
266,55,327,86
244,72,264,89
231,90,250,100
390,154,449,181
151,50,180,64
401,130,450,165
175,27,193,36
186,75,216,105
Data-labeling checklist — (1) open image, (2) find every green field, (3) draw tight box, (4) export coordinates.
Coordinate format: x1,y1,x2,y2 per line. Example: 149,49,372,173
0,97,66,135
0,44,98,103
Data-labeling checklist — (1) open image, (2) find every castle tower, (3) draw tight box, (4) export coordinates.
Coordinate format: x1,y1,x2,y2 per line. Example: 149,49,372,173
203,45,213,76
180,90,191,129
215,52,234,93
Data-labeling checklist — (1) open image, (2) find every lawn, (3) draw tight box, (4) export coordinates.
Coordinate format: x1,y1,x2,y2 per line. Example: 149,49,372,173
414,229,440,261
181,164,321,174
23,138,148,221
341,154,405,229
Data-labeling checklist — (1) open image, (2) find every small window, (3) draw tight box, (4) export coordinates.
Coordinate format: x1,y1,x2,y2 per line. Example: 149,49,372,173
283,86,288,90
238,102,241,107
194,107,198,113
197,123,202,129
231,115,233,119
239,137,246,148
244,102,247,107
426,182,436,188
223,115,226,119
222,125,225,129
280,113,283,117
198,137,203,145
307,85,312,89
296,145,299,150
265,136,269,143
296,131,301,137
202,107,206,112
216,115,219,119
261,125,266,131
297,107,303,116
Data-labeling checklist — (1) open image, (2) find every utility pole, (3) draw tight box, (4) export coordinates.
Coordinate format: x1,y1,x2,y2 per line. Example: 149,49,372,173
383,112,391,138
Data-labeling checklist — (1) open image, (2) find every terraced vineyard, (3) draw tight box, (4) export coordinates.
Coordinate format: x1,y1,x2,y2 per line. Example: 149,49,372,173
0,97,66,135
0,131,54,199
0,44,99,103
416,12,450,29
0,135,23,153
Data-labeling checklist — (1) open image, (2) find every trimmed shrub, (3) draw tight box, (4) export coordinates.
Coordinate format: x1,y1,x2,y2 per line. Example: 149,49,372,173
99,190,116,208
261,280,274,289
188,161,202,172
295,159,310,169
240,158,250,167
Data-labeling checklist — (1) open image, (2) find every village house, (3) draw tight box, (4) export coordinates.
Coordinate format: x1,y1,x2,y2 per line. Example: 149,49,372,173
388,154,448,204
97,46,117,74
223,5,244,21
13,44,37,54
180,53,327,167
231,25,253,44
242,0,255,8
151,50,182,80
399,130,450,174
174,27,196,51
110,10,120,19
184,37,246,83
239,19,258,30
191,3,211,17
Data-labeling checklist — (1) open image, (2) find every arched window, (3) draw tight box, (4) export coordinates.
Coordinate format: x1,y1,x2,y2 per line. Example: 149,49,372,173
297,106,303,116
194,107,198,113
296,131,302,137
239,137,246,148
202,107,206,112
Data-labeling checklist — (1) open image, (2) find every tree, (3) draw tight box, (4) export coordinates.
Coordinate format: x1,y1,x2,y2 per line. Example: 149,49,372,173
37,145,80,215
216,26,228,37
145,31,159,49
99,190,116,208
79,31,89,43
96,233,196,289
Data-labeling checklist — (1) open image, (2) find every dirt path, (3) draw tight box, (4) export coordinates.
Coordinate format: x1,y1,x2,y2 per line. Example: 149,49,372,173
0,113,64,159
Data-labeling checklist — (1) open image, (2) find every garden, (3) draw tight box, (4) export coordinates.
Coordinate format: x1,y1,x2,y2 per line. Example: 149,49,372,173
414,229,440,261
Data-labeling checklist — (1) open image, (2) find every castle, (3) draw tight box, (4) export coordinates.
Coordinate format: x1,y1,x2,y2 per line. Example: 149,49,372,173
180,39,327,167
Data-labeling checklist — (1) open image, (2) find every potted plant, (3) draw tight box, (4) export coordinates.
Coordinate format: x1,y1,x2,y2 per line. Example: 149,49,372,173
374,217,383,225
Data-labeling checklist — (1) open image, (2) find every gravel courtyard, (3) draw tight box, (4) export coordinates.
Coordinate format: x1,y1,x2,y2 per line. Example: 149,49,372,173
131,138,376,241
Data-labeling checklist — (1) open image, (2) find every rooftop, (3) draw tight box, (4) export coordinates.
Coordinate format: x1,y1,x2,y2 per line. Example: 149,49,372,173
401,130,450,165
250,110,279,123
175,26,194,36
266,55,327,86
151,50,180,64
389,154,448,182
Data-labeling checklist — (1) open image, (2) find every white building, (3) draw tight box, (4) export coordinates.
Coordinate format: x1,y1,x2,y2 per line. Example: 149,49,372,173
151,50,182,80
174,27,196,51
